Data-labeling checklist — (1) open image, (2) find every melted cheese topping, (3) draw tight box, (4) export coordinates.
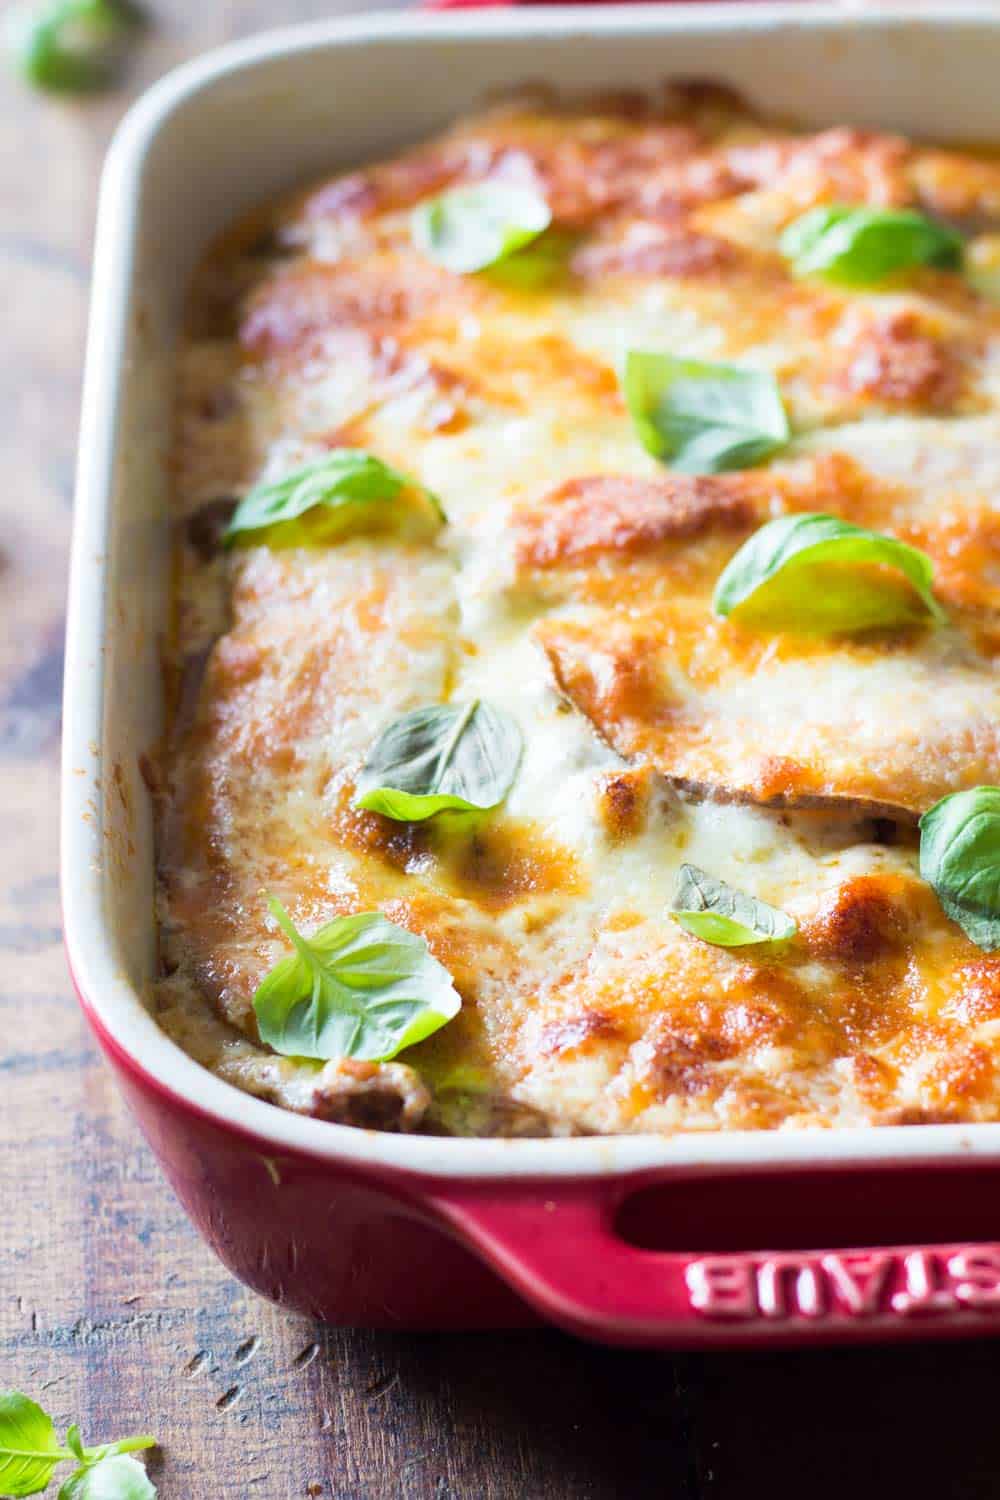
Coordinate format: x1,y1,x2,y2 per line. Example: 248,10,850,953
156,90,1000,1135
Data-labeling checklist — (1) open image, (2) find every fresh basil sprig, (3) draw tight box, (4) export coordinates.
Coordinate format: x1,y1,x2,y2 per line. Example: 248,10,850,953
623,351,790,474
225,450,444,548
671,864,797,949
780,205,963,286
0,1390,155,1498
411,182,551,274
253,898,461,1062
919,787,1000,951
355,700,523,823
713,512,946,633
5,0,143,93
59,1454,156,1499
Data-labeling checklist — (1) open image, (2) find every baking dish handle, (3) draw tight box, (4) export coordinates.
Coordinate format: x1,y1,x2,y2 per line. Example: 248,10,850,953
426,1184,1000,1346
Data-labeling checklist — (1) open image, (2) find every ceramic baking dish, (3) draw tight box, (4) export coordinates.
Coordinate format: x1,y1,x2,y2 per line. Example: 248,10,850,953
63,3,1000,1348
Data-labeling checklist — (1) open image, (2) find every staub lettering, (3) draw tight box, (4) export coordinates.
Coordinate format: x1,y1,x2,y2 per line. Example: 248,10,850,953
686,1247,1000,1321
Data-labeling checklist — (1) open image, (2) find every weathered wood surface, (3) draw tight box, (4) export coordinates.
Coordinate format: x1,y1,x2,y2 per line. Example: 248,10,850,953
6,3,1000,1496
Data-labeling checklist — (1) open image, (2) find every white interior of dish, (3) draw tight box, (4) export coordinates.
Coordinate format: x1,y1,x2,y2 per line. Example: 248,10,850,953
64,3,1000,1177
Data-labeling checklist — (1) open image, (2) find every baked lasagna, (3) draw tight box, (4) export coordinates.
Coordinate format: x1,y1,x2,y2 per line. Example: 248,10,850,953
154,85,1000,1136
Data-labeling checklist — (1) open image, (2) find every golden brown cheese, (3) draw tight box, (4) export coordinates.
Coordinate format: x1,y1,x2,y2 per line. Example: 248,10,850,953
540,606,1000,819
155,90,1000,1136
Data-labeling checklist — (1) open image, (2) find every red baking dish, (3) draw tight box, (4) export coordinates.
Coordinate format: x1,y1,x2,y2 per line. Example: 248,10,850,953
63,3,1000,1348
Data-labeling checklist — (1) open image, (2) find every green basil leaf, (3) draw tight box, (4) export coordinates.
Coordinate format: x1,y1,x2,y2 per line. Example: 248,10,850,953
712,512,947,633
354,700,523,822
0,1391,64,1496
623,351,789,474
671,864,797,949
780,204,963,285
920,787,1000,951
485,227,577,290
254,898,461,1062
58,1455,156,1500
6,0,143,94
411,183,551,274
225,450,444,548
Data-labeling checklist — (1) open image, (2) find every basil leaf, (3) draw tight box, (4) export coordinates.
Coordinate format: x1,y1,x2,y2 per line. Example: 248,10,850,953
59,1455,156,1500
781,204,963,285
0,1391,64,1496
671,864,797,949
486,227,576,290
623,351,789,474
355,700,523,822
225,450,444,548
920,787,1000,950
412,183,551,274
6,0,142,94
0,1394,155,1500
254,898,461,1062
713,512,946,633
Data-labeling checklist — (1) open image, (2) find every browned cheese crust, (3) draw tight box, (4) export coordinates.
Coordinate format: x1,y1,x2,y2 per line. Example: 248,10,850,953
155,86,1000,1135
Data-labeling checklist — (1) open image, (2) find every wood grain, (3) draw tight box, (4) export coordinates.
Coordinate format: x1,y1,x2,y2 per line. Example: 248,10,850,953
5,3,1000,1496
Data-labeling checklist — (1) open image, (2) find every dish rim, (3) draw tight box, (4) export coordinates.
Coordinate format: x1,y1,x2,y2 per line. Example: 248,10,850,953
63,0,1000,1182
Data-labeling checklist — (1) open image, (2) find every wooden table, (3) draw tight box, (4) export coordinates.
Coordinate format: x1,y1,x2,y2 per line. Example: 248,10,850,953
5,4,1000,1495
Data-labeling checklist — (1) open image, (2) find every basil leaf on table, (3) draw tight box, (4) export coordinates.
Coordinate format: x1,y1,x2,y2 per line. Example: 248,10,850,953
225,450,444,547
712,512,947,633
6,0,143,94
623,351,790,474
253,898,461,1062
780,204,963,285
355,700,523,822
411,182,551,274
920,787,1000,951
0,1391,155,1499
0,1391,64,1497
671,864,797,949
58,1455,156,1500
